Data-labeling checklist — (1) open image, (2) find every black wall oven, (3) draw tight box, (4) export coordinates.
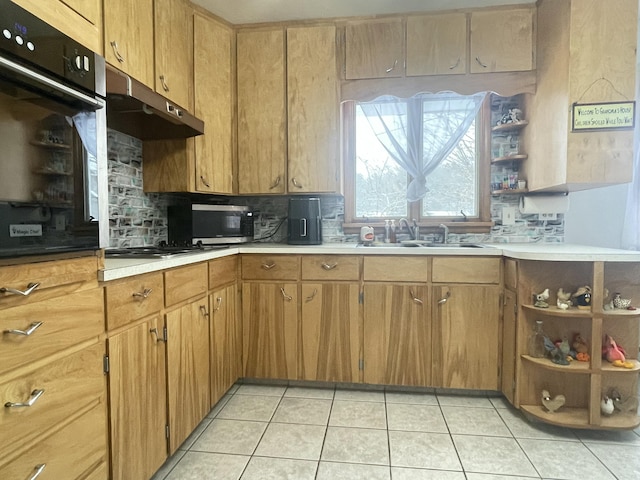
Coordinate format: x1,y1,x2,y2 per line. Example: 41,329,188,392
0,0,107,258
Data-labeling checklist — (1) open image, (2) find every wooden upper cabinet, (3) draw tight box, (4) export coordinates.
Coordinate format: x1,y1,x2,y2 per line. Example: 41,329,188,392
154,0,194,110
103,0,154,88
193,13,233,194
287,25,340,193
470,8,534,73
406,13,467,76
345,18,405,79
236,28,287,194
11,0,103,53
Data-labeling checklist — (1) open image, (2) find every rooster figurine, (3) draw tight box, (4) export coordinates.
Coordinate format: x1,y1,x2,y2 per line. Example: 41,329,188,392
534,288,550,308
541,389,565,413
557,288,572,310
544,336,570,365
601,396,615,416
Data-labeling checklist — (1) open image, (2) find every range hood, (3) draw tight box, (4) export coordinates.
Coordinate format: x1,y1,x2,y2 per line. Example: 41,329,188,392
105,66,204,140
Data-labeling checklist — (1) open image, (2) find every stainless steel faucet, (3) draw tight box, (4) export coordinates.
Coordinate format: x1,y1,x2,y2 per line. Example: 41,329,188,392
439,224,449,244
399,218,419,240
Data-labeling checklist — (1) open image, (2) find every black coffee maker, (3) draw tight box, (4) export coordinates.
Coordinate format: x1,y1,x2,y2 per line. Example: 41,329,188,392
287,197,322,245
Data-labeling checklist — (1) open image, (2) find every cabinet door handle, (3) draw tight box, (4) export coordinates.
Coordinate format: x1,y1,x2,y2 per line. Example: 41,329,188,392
385,59,398,73
475,56,488,68
159,75,170,92
280,288,292,301
4,321,43,337
110,41,125,63
213,297,222,312
305,288,317,302
409,290,423,305
438,291,451,304
132,288,153,299
269,175,281,190
28,464,46,480
261,262,276,270
291,177,303,189
321,263,337,270
150,328,166,343
200,175,211,188
449,57,460,70
5,389,44,408
1,282,40,296
199,305,210,318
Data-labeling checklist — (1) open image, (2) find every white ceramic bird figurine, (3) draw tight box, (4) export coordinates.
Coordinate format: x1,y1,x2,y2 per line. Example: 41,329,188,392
612,293,632,309
601,396,614,416
534,288,550,308
541,389,565,413
557,288,572,310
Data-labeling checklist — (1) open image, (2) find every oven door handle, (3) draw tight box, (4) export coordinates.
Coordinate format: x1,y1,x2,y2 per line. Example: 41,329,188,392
0,56,104,110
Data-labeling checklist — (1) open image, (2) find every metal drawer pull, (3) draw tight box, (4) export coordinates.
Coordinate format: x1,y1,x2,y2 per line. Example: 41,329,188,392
199,305,210,318
438,291,451,304
159,75,169,92
150,328,166,343
321,263,337,270
269,175,281,190
475,57,488,68
291,177,303,189
1,282,40,296
110,41,125,63
4,321,43,337
409,290,423,305
385,59,398,73
28,464,46,480
280,288,292,301
449,57,460,70
5,389,44,408
213,297,222,312
132,288,153,299
305,289,317,302
261,262,276,270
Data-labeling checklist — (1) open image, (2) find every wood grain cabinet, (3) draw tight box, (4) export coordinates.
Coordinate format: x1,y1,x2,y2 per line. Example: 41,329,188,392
345,18,405,79
0,256,108,480
103,0,154,87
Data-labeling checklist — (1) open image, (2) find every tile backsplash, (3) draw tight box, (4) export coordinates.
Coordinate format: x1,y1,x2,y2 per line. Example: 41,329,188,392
107,130,564,247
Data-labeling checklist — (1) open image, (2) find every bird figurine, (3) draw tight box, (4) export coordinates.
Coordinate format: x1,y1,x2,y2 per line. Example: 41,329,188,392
603,334,627,363
612,293,632,309
557,288,572,310
572,333,589,354
610,388,639,413
571,286,592,310
534,288,550,308
544,336,570,365
541,389,565,413
601,396,615,416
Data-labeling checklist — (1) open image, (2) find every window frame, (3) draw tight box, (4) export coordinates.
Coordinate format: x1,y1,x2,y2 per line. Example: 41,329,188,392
342,95,493,234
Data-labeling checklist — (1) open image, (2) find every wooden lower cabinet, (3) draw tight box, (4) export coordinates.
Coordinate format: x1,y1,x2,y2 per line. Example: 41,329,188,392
210,284,241,406
432,285,502,390
107,316,167,480
166,297,211,453
363,284,431,386
501,288,518,404
300,283,361,383
242,282,298,380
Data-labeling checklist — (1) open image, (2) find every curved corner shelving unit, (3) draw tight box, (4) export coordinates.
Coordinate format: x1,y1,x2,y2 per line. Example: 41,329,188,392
522,355,592,372
522,304,593,317
491,120,529,133
491,154,528,164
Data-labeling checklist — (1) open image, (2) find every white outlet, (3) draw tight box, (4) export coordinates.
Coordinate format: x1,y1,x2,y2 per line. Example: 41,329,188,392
539,213,558,221
502,206,516,225
54,214,66,231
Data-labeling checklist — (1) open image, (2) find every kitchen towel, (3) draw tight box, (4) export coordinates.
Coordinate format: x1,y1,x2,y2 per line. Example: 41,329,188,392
519,194,570,214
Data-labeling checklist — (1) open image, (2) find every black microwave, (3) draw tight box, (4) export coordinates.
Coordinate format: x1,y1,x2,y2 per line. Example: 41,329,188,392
168,204,254,245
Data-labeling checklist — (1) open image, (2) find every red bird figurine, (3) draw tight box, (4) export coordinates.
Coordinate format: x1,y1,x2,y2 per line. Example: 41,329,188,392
602,334,626,363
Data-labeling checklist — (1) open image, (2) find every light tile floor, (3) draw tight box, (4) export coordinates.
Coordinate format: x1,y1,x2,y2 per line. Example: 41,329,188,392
152,384,640,480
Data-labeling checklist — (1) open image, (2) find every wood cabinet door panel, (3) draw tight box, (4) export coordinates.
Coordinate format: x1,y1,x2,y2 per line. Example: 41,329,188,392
501,289,517,404
210,285,239,405
209,255,238,290
300,283,361,382
432,285,501,389
345,19,404,79
406,13,467,76
242,283,298,380
1,288,104,375
0,342,105,461
105,272,164,330
107,318,167,480
363,284,431,386
363,257,429,282
164,263,208,307
237,29,287,194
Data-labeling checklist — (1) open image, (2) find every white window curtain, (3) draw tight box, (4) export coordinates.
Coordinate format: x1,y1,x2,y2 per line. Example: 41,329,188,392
359,92,486,202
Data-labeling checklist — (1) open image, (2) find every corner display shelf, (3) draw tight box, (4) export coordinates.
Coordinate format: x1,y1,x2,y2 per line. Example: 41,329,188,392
491,120,529,133
512,259,640,430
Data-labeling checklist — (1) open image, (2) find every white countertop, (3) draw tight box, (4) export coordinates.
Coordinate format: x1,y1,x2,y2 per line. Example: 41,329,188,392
99,243,640,282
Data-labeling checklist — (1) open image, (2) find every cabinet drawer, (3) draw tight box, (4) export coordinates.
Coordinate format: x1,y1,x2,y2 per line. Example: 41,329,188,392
0,342,105,461
164,263,208,307
105,273,164,330
432,257,501,284
363,257,429,282
301,255,360,281
0,256,99,310
0,402,107,479
209,256,238,290
0,288,104,375
241,255,300,280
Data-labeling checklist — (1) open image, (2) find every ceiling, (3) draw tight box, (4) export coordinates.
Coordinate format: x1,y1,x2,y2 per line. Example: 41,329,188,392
192,0,535,25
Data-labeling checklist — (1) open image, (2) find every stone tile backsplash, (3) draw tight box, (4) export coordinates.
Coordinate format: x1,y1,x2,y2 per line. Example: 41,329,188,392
107,129,564,247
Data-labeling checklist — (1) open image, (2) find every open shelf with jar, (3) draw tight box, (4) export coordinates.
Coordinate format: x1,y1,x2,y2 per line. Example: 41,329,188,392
512,259,640,430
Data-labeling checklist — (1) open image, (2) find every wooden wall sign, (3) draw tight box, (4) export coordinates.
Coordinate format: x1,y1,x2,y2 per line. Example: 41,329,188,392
572,101,635,131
